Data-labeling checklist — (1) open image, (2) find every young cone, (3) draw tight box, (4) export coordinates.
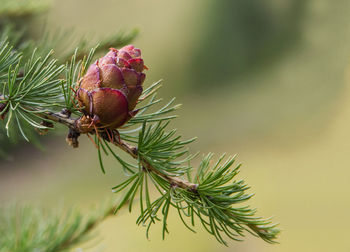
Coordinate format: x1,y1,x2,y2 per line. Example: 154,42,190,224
77,45,146,129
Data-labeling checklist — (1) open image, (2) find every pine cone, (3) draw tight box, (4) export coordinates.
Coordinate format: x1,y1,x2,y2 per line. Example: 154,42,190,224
77,45,146,129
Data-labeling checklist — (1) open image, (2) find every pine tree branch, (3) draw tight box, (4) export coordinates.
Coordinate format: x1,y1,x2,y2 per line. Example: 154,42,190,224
0,94,198,191
3,103,199,192
0,202,117,252
53,205,115,252
0,98,279,244
112,137,199,192
0,41,279,245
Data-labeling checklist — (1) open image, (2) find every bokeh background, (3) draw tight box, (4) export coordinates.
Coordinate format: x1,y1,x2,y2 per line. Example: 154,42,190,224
1,0,350,251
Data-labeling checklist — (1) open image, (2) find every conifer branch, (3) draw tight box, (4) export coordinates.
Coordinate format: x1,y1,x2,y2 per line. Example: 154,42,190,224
0,202,116,252
4,106,199,192
0,39,280,247
0,96,280,245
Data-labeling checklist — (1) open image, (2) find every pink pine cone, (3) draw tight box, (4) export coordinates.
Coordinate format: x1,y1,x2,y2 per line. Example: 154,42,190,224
77,45,146,129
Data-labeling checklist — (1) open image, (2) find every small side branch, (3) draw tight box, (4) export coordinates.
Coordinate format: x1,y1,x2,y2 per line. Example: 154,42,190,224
10,106,199,193
0,94,279,244
43,111,75,128
105,131,199,192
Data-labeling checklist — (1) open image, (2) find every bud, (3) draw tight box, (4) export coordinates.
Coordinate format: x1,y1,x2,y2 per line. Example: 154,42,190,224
35,120,54,135
0,102,8,120
77,45,146,129
66,128,80,148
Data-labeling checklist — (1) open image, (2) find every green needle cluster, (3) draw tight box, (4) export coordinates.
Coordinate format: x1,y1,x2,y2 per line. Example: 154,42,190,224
0,38,280,249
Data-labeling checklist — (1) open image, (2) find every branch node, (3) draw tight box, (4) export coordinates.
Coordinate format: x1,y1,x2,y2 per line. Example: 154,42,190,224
35,120,54,135
132,146,138,156
190,183,199,193
66,128,81,148
61,108,71,118
0,102,8,120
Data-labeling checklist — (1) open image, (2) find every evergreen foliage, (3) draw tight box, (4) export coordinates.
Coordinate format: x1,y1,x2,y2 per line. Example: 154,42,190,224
0,2,279,248
0,38,280,249
0,202,114,252
0,0,138,158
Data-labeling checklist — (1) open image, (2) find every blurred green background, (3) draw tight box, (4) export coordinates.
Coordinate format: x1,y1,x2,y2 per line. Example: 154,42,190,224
1,0,350,251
